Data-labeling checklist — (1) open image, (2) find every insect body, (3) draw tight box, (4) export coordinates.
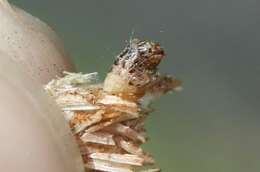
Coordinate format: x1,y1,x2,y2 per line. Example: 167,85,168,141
45,38,181,172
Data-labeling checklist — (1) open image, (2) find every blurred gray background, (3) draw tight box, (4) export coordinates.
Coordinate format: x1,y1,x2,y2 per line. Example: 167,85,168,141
11,0,260,171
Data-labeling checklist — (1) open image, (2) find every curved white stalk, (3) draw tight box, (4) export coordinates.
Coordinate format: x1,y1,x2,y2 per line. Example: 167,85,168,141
0,0,74,84
0,53,84,172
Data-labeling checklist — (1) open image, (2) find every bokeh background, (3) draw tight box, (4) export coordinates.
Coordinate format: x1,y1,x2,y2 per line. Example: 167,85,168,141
11,0,259,171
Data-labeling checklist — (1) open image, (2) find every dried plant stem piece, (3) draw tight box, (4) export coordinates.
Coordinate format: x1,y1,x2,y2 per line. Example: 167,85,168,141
81,132,116,146
105,123,146,143
45,38,181,172
85,159,133,172
89,153,145,166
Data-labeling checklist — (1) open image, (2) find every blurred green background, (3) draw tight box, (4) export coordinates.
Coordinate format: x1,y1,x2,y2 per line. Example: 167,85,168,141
11,0,260,171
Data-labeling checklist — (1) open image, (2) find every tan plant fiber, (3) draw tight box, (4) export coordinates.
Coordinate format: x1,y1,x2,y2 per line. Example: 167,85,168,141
45,38,181,172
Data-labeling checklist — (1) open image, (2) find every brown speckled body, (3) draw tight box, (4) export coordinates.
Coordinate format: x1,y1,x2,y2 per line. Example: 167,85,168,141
46,39,181,172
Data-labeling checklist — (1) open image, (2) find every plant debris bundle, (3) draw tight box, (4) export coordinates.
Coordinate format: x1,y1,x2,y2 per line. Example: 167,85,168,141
45,38,181,172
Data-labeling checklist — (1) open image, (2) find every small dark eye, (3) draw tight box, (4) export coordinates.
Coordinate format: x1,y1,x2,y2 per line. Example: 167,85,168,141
129,69,135,74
